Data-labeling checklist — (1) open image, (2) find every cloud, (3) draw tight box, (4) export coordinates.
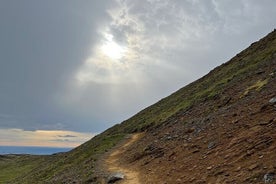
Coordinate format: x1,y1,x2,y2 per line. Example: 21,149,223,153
58,135,77,138
0,0,113,132
0,129,95,147
0,113,13,119
56,0,276,130
0,0,276,138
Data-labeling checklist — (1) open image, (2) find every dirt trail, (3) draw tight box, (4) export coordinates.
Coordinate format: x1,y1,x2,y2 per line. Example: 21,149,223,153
104,133,143,184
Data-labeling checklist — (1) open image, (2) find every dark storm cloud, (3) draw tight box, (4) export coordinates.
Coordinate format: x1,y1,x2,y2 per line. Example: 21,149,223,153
0,0,276,135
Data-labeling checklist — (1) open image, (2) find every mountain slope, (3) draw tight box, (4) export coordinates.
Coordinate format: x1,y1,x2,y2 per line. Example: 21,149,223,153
107,30,276,183
1,29,276,183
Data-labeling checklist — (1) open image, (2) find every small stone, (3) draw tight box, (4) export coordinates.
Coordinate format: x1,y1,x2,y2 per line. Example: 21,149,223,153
269,97,276,104
248,164,259,171
255,70,265,74
186,128,195,133
235,166,241,172
183,143,189,148
269,72,275,76
224,154,230,159
107,172,124,183
208,142,216,149
207,166,212,170
264,172,275,183
246,150,254,156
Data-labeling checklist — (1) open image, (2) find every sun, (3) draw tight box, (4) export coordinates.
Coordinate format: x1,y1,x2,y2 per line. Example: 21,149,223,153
100,34,126,60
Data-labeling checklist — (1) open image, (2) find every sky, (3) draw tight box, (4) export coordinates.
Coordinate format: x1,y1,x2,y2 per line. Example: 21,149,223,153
0,0,276,147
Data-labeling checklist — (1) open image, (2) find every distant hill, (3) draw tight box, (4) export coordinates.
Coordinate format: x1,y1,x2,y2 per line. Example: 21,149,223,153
1,29,276,184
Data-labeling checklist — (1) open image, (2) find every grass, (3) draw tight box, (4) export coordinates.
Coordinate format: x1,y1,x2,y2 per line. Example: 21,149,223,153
11,133,126,184
0,133,126,184
1,30,276,183
242,79,269,97
117,32,276,133
0,155,44,184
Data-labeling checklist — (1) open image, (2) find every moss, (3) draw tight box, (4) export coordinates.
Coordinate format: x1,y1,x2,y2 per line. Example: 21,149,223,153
241,79,269,97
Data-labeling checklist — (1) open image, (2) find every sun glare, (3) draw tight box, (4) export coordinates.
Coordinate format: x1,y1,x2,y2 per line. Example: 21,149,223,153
100,34,126,60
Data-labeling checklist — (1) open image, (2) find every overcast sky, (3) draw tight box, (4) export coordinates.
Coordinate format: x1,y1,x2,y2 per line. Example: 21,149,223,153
0,0,276,147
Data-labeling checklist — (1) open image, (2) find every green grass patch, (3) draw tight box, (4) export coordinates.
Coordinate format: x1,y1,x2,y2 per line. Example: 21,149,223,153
0,155,44,184
241,79,269,97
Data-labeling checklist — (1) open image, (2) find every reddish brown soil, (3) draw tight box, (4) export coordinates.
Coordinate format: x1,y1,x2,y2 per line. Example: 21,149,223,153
104,133,143,184
103,55,276,183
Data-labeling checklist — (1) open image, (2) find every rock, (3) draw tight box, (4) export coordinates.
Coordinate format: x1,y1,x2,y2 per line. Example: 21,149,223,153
255,70,265,74
207,166,212,170
144,144,157,152
248,164,259,171
183,143,189,148
224,173,230,177
186,127,195,133
192,149,200,153
269,97,276,104
107,172,124,183
224,154,230,159
264,172,275,183
259,121,271,126
246,149,254,156
235,166,241,172
207,142,216,149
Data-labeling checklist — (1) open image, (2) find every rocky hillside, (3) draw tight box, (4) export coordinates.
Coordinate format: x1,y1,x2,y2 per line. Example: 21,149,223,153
107,30,276,183
1,30,276,184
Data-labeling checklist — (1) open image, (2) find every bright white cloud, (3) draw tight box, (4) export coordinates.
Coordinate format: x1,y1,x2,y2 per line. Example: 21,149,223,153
72,0,225,89
54,0,276,131
100,33,127,60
